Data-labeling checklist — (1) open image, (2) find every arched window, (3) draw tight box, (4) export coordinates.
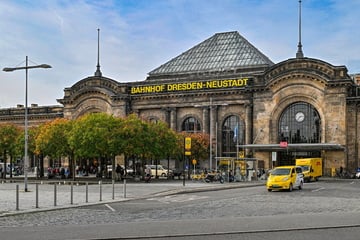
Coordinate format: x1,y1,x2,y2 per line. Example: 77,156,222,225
222,115,244,157
278,102,321,143
148,117,159,123
181,117,201,133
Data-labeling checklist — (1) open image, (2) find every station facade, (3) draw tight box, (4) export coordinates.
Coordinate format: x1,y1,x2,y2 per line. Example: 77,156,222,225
2,31,360,175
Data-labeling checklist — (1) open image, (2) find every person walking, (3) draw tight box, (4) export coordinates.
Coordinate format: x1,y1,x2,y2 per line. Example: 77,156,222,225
115,164,123,181
145,165,152,183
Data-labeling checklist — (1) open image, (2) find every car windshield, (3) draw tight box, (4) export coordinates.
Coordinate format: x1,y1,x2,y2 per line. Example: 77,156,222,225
299,166,309,171
271,168,290,175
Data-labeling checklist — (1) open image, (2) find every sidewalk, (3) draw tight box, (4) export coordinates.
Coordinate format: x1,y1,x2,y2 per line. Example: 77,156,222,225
0,179,264,217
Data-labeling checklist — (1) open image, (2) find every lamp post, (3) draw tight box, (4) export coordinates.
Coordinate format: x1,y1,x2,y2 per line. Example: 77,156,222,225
3,56,51,192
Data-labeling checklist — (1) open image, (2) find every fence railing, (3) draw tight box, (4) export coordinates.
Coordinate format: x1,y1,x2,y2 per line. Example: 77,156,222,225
7,180,128,212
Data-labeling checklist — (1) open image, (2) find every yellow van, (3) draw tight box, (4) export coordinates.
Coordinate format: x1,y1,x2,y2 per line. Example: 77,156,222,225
295,158,322,182
266,166,304,192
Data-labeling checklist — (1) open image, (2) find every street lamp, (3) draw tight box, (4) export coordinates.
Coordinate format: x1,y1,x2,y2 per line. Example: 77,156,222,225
3,56,51,192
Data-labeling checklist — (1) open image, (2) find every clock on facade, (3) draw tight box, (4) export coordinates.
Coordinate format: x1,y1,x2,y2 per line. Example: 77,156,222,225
295,112,305,122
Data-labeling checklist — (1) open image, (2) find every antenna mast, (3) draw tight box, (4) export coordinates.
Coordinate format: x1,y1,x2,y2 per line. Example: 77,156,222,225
296,0,304,58
95,28,102,77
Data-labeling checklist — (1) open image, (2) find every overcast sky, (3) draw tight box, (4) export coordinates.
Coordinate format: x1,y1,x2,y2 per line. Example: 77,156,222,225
0,0,359,108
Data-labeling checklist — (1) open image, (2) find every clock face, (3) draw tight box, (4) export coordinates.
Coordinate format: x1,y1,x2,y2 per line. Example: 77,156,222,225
295,112,305,122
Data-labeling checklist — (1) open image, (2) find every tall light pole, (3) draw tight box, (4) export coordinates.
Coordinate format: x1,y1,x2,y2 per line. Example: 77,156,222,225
3,56,51,192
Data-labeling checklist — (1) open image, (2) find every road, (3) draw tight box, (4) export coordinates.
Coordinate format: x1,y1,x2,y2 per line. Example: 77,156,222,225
1,180,360,239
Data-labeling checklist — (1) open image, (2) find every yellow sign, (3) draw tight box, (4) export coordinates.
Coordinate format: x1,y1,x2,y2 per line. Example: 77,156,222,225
185,151,191,156
192,159,197,165
130,78,249,94
185,137,191,150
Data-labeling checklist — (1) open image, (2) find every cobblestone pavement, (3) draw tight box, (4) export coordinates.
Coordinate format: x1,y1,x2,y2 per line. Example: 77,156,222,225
0,178,262,217
2,178,358,229
1,178,360,240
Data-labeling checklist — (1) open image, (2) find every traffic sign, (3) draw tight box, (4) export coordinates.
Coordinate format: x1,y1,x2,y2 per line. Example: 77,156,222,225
185,137,191,150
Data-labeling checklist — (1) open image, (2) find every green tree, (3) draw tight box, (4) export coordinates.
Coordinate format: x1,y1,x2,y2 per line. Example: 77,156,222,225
0,123,21,178
35,118,73,178
148,120,178,173
122,114,152,161
68,113,120,178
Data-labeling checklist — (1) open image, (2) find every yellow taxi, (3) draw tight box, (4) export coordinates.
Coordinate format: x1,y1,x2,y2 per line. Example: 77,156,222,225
266,166,304,192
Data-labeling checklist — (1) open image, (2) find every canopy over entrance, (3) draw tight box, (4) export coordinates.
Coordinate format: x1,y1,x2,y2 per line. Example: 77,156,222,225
237,143,344,152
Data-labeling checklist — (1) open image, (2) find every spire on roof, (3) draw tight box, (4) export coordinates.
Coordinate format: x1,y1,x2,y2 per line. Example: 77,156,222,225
94,28,102,77
296,0,304,58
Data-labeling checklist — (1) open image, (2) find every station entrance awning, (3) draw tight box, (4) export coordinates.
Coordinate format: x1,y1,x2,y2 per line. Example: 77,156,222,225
237,143,344,151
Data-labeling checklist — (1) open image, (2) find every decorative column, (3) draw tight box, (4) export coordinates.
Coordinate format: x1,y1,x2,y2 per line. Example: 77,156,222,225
245,103,252,157
170,108,177,131
202,107,208,133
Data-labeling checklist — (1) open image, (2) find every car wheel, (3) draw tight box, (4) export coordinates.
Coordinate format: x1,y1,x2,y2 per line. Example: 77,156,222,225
299,181,303,190
267,189,272,192
289,183,293,192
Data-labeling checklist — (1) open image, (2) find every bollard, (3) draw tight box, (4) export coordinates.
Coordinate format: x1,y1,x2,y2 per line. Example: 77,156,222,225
70,182,73,205
99,180,102,201
123,179,126,198
36,183,39,208
16,184,19,211
86,182,88,203
112,180,115,200
54,184,57,206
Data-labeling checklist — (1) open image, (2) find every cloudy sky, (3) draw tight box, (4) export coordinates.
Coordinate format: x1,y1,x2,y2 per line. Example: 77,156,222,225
0,0,359,108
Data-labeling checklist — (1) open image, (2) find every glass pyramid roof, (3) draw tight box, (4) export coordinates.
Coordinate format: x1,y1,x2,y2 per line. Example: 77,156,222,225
148,31,274,76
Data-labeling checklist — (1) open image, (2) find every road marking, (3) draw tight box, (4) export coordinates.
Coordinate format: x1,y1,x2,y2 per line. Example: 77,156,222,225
105,204,116,212
311,187,325,192
147,194,208,204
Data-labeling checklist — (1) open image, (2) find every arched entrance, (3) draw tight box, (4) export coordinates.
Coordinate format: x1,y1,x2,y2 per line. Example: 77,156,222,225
222,115,244,157
277,102,321,165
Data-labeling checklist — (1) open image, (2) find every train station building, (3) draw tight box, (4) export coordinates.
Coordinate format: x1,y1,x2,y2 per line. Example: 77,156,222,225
1,31,360,176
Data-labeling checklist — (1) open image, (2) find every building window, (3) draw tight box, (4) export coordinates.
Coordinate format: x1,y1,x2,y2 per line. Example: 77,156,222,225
148,117,159,123
278,102,321,143
222,115,244,157
181,117,201,133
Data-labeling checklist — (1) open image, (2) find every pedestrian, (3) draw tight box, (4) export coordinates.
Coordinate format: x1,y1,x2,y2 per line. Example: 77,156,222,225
115,164,122,181
229,169,234,182
145,165,151,183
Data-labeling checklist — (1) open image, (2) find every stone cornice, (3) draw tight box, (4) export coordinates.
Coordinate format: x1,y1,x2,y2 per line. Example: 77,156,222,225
264,58,351,85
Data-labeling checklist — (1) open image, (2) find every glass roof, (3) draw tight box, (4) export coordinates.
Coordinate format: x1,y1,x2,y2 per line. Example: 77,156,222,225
148,31,274,76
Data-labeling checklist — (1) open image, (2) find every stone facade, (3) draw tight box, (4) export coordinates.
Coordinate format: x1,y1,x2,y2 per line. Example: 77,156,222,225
1,31,360,176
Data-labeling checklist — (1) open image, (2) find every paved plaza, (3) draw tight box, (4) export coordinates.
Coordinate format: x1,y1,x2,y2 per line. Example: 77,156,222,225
0,177,262,217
